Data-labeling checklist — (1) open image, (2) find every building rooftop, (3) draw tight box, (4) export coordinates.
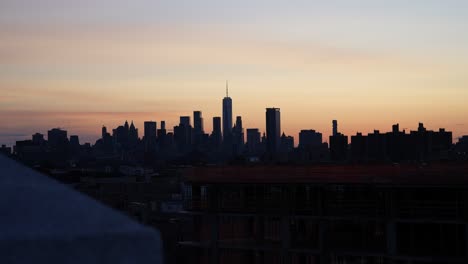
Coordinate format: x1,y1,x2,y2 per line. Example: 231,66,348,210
0,154,162,264
184,164,468,185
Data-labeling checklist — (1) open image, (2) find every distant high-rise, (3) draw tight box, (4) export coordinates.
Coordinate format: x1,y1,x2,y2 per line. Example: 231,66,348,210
212,117,222,147
69,135,80,155
128,121,139,146
175,117,192,150
144,121,157,140
157,121,167,148
280,133,294,153
180,116,191,127
193,111,204,135
233,116,244,154
330,133,348,162
246,129,261,155
299,130,322,149
144,121,157,151
235,116,242,129
222,81,233,141
101,126,107,139
333,120,338,136
32,133,45,145
48,128,68,148
193,111,204,146
233,116,244,142
266,108,281,154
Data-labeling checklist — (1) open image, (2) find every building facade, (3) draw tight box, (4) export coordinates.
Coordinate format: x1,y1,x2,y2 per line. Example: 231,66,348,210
179,165,468,264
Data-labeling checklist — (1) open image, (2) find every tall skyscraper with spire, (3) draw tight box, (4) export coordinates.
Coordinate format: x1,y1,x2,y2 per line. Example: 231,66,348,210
222,81,233,143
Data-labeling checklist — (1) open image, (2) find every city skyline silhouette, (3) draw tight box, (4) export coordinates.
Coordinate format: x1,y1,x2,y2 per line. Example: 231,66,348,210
1,102,466,149
2,1,468,148
2,2,468,264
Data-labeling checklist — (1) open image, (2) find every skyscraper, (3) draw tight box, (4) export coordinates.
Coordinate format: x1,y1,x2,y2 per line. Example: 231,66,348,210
101,126,107,139
157,121,167,148
299,130,323,149
48,128,68,148
233,116,244,154
144,121,157,151
222,82,233,142
193,111,204,146
193,111,204,135
128,121,139,147
330,133,348,162
246,129,261,155
180,116,191,127
175,117,192,150
212,117,222,147
144,121,157,141
266,108,281,154
32,133,45,145
333,120,338,136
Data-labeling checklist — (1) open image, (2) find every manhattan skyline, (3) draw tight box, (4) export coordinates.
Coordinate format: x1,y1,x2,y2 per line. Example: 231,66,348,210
1,1,468,146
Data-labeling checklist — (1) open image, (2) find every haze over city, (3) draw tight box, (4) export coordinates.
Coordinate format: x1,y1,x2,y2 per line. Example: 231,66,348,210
1,0,468,146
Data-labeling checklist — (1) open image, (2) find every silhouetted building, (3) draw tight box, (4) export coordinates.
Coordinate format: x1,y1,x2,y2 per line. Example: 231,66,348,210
144,121,157,152
113,124,128,146
367,130,387,162
157,121,167,149
455,136,468,157
333,120,338,136
102,126,108,139
112,120,139,153
350,123,453,163
174,117,192,152
299,130,322,149
15,139,45,163
232,116,244,155
351,132,367,162
385,124,406,162
48,128,68,149
246,129,261,155
222,84,233,143
180,165,468,264
211,117,222,148
69,135,80,156
193,111,204,134
330,133,348,162
280,133,294,154
297,130,327,163
128,121,139,147
193,111,204,146
32,133,45,146
94,125,113,155
266,108,281,154
180,116,191,127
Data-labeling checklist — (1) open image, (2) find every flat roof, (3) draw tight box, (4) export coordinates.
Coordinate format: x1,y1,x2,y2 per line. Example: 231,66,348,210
184,164,468,185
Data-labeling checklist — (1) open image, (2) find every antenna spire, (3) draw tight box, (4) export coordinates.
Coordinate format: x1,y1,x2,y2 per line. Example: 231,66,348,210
226,80,229,97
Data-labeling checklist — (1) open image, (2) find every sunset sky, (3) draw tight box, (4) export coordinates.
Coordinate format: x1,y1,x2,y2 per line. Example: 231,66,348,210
1,0,468,146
